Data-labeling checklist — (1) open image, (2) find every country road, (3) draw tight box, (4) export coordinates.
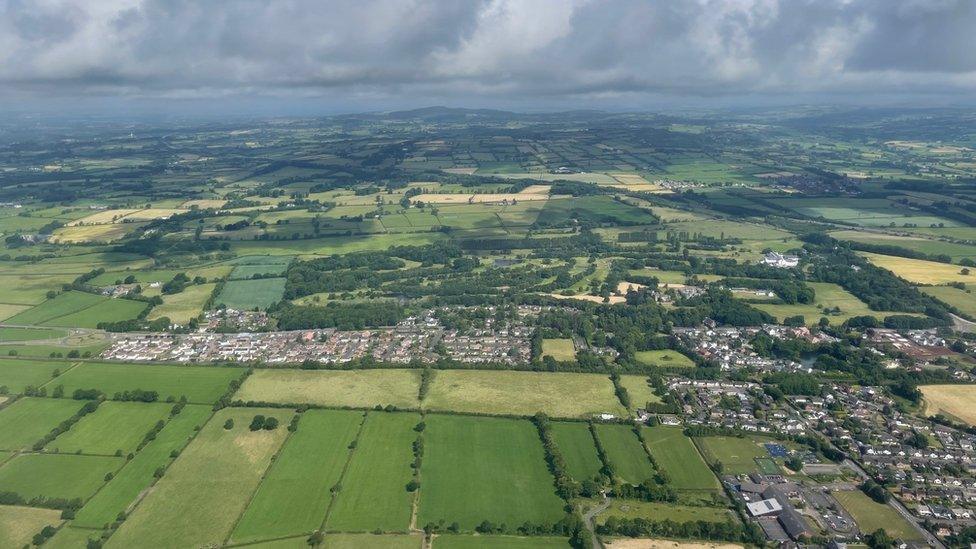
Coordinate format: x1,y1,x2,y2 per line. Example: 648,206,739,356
582,496,611,549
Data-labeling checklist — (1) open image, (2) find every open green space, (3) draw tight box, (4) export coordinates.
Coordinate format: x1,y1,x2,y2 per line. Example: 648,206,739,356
618,376,660,409
418,415,565,530
0,397,84,450
696,436,768,475
215,277,286,310
0,327,67,342
327,411,418,532
232,409,364,543
6,291,146,329
833,490,922,540
147,282,215,325
541,338,575,361
52,361,242,404
433,535,571,548
106,408,293,549
642,426,720,492
752,282,899,325
920,285,976,317
0,504,63,549
593,424,655,484
321,533,423,549
632,350,695,368
595,500,731,525
0,358,69,393
235,368,420,409
42,526,100,549
0,453,123,501
47,401,173,455
550,422,602,482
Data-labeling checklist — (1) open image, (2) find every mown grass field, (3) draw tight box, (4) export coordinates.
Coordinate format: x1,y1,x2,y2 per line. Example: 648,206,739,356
6,290,147,329
833,490,922,540
541,338,576,361
0,453,123,501
6,291,105,325
0,504,62,548
642,426,719,492
52,362,242,404
831,230,976,261
618,376,660,409
235,368,421,409
550,422,602,481
327,412,418,532
216,277,286,310
418,415,565,530
0,327,66,341
921,384,976,424
633,350,695,368
322,533,423,548
0,397,84,450
46,401,172,455
919,285,976,317
596,501,731,525
696,436,767,475
433,535,570,548
752,282,897,325
423,370,626,418
860,252,976,284
0,358,68,393
73,404,212,528
147,282,215,324
594,424,655,484
106,408,293,549
44,526,100,549
231,409,363,543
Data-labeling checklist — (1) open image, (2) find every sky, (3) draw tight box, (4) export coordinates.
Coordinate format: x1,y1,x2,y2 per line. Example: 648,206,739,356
3,0,976,115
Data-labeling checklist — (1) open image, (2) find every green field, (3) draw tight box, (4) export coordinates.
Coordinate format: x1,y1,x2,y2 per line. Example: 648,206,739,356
0,504,62,548
231,409,364,543
596,500,731,525
0,453,123,501
833,490,922,540
0,397,84,450
327,412,418,532
52,361,242,404
618,375,660,409
5,291,105,325
550,422,602,481
106,408,293,549
42,526,99,549
632,350,695,368
433,535,571,548
594,424,655,484
831,230,976,261
920,285,976,317
0,358,69,393
147,282,215,324
418,415,565,530
541,338,576,361
216,277,287,310
0,327,66,342
752,282,897,325
235,368,420,408
73,404,212,528
423,370,627,418
696,436,768,475
47,401,172,455
6,290,147,329
642,426,719,492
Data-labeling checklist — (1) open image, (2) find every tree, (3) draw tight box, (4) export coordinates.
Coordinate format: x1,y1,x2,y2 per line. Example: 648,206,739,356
785,456,803,472
223,418,234,430
249,415,266,431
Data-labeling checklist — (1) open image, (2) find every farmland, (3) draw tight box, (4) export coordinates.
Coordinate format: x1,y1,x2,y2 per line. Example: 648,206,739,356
46,401,172,455
550,421,603,481
594,424,655,484
541,338,576,361
860,252,976,284
0,453,123,501
641,426,719,492
0,397,84,450
833,490,922,540
921,384,976,424
216,277,287,310
0,358,69,393
51,361,243,404
696,436,768,475
234,368,421,408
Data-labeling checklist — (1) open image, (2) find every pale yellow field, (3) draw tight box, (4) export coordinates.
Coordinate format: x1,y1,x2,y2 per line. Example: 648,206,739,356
0,303,29,320
546,293,626,304
860,252,976,284
0,505,62,548
119,208,187,222
413,193,551,204
181,199,227,209
68,209,142,225
51,224,138,243
519,184,552,194
921,385,976,424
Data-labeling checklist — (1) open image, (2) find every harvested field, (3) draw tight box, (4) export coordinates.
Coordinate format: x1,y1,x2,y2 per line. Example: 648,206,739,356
922,384,976,424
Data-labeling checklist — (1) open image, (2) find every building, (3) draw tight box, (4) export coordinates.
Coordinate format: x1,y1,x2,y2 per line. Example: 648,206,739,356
762,252,799,268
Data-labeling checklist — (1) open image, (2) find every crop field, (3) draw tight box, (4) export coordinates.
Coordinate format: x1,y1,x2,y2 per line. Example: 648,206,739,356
52,361,242,404
327,412,418,532
752,282,896,325
833,490,922,540
215,277,286,310
72,404,212,528
418,415,565,530
642,426,719,492
594,424,655,484
860,252,976,284
696,436,768,475
46,401,172,455
0,505,62,548
423,370,626,418
0,358,68,393
232,409,363,543
633,349,695,368
147,282,215,324
0,453,123,501
921,384,976,424
235,368,421,408
0,397,84,450
433,535,571,548
920,285,976,317
106,408,293,549
541,338,575,361
550,422,602,481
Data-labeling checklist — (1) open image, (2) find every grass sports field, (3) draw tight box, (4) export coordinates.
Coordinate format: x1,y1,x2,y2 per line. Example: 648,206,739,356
0,397,84,450
550,422,602,481
73,404,212,528
541,338,576,361
833,490,922,540
0,358,68,393
232,409,363,543
0,505,62,548
418,415,565,530
235,368,421,408
52,361,242,404
107,408,293,549
46,401,172,455
0,453,123,501
921,384,976,424
423,370,626,418
594,424,655,484
633,349,695,368
327,412,417,532
642,426,719,492
696,436,767,475
216,277,287,310
860,252,976,284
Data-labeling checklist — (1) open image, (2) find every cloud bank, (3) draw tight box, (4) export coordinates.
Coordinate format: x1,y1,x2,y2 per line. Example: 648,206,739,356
2,0,975,109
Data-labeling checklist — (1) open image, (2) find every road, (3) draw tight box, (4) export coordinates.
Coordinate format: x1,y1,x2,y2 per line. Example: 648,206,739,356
582,495,611,549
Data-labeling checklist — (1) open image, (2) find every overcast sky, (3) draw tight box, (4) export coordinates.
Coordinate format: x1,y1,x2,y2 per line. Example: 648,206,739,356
3,0,976,115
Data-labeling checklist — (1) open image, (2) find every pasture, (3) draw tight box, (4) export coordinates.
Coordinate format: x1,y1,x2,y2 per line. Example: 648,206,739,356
216,277,286,310
641,426,720,492
920,285,976,317
51,361,243,404
860,252,975,284
423,370,626,418
596,501,731,525
324,534,423,548
232,409,363,543
0,397,84,450
235,368,420,409
0,505,62,548
0,453,123,501
5,291,106,325
147,282,215,324
618,376,660,408
831,230,976,261
632,350,695,369
921,384,976,424
752,282,895,325
550,422,602,481
433,535,571,548
696,436,767,475
73,404,212,528
0,358,68,393
418,415,565,530
106,408,293,549
0,327,67,342
594,424,655,484
46,401,172,455
541,338,576,361
833,490,922,540
327,412,418,532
